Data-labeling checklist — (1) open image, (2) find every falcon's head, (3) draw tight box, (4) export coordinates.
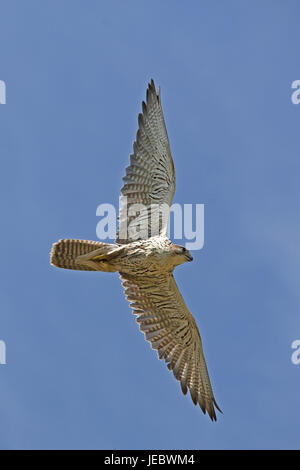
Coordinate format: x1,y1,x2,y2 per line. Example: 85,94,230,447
171,244,193,265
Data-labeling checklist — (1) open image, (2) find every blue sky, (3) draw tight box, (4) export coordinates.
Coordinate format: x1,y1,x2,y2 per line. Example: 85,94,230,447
0,0,300,449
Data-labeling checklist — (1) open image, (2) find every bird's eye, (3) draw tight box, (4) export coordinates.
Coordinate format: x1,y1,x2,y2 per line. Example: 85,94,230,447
182,247,186,252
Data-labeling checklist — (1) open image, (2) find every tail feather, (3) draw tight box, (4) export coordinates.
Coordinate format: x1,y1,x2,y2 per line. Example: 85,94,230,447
50,239,112,271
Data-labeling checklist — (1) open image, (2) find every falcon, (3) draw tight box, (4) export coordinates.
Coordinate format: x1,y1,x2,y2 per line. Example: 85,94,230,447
51,80,221,421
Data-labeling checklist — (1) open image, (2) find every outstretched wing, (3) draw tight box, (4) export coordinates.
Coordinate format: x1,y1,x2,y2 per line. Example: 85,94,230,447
116,80,175,244
120,272,221,421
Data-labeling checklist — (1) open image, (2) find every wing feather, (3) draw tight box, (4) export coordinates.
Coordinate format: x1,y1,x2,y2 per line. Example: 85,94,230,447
120,272,221,421
116,80,175,244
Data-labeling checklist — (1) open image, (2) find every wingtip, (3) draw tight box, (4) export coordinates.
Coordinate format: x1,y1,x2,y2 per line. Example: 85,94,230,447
147,79,160,104
207,399,222,422
149,78,155,90
213,398,223,414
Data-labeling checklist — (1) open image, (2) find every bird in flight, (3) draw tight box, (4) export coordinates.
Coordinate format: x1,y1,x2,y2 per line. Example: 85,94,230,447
51,80,221,421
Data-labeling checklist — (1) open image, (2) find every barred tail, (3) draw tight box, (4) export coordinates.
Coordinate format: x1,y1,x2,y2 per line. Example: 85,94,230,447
50,239,114,271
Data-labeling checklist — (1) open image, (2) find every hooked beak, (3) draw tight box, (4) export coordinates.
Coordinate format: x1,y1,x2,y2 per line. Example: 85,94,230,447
186,254,193,262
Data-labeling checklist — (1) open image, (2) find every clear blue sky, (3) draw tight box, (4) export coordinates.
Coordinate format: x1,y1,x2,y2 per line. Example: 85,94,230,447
0,0,300,450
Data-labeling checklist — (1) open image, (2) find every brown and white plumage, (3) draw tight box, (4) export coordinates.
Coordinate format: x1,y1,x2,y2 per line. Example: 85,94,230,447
121,271,221,421
51,79,221,421
117,80,175,244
